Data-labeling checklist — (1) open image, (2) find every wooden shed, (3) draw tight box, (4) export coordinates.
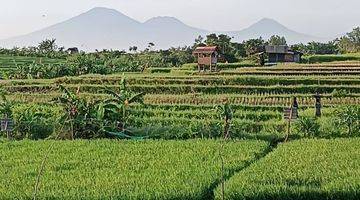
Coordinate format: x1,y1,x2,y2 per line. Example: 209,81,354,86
260,45,302,65
193,46,219,72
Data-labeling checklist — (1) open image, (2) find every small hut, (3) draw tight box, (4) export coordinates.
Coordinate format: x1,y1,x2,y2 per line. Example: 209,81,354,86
260,45,302,65
192,46,219,72
67,47,79,54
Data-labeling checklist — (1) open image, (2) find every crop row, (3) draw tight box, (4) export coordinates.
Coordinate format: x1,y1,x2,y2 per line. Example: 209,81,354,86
130,108,282,122
217,70,360,76
251,67,360,72
128,116,286,139
144,95,360,106
5,91,359,108
48,76,360,86
4,84,360,95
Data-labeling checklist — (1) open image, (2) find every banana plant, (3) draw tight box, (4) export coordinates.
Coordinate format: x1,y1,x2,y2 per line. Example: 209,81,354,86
0,88,13,118
102,75,145,132
0,89,14,139
58,85,99,139
215,99,233,139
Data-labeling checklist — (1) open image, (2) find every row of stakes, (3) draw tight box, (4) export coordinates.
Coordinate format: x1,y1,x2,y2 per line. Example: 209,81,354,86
284,93,322,142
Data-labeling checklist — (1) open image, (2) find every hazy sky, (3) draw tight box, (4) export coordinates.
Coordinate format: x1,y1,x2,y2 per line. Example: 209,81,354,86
0,0,359,39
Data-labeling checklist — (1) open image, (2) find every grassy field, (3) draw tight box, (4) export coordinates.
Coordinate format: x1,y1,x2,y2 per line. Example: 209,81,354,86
0,139,269,199
1,138,359,199
215,138,360,200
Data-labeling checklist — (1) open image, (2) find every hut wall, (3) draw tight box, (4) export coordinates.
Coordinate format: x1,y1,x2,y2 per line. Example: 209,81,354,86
285,54,294,62
198,56,212,65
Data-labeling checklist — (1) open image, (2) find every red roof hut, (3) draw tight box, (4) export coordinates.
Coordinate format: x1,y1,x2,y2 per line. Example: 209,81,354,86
193,46,219,72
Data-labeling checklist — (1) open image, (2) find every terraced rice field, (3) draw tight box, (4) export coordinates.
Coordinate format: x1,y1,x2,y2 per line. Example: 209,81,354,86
1,61,359,139
0,55,359,199
0,55,64,72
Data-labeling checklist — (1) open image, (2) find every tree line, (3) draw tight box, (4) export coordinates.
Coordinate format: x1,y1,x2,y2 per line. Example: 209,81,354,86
0,27,359,79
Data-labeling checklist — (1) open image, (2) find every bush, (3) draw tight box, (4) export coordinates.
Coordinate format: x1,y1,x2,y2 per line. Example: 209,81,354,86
293,116,320,138
11,104,63,139
334,106,360,136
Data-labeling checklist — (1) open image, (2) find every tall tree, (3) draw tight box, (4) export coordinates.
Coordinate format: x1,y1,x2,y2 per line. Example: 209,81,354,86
205,33,219,46
268,35,287,45
243,38,265,56
193,35,205,48
337,27,360,53
38,38,58,53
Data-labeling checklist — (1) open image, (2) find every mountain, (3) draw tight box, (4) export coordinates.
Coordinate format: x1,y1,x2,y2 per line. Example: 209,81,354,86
143,16,207,48
225,18,326,44
0,7,206,50
0,8,327,51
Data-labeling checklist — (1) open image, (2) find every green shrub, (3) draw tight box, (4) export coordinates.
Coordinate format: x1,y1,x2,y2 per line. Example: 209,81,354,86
334,106,360,136
11,104,62,139
293,116,320,138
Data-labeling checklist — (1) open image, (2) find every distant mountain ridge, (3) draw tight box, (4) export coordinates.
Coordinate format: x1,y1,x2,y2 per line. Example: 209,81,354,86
0,7,328,51
226,18,325,44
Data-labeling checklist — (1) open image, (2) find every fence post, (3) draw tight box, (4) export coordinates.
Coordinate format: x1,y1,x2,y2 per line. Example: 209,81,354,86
314,93,322,117
284,97,299,142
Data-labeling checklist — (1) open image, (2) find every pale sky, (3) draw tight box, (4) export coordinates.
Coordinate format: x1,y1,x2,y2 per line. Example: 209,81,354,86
0,0,359,39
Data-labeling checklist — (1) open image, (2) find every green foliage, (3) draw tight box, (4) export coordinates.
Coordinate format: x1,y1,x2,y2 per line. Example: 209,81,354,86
102,76,145,132
215,100,233,138
331,89,350,97
0,88,13,118
268,35,287,45
293,116,320,138
337,27,360,53
11,104,62,139
334,106,360,136
37,38,58,54
302,54,360,63
243,38,265,56
215,138,360,200
58,85,107,139
0,55,359,141
0,140,268,199
146,68,172,73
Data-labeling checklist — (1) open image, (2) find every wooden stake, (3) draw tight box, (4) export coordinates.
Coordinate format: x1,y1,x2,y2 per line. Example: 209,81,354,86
285,105,293,142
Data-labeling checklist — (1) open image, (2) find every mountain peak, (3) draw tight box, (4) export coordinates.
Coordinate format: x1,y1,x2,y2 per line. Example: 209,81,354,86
251,18,288,29
79,7,138,22
74,7,140,26
85,7,120,15
259,17,278,23
145,16,185,25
